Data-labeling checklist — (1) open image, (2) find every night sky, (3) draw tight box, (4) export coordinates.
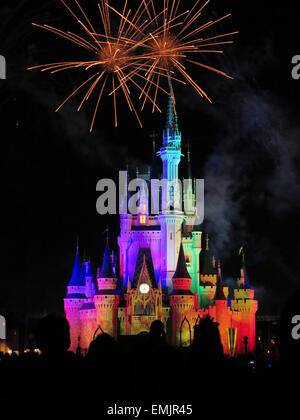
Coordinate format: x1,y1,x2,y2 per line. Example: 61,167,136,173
1,0,300,320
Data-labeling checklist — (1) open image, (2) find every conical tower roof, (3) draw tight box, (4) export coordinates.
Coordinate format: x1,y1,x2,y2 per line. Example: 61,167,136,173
99,243,115,278
68,250,84,286
173,243,191,279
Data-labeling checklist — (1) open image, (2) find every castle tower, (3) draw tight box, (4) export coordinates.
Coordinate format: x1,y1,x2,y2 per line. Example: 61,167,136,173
183,145,196,229
79,260,97,353
213,261,231,354
182,145,201,295
157,94,185,290
170,243,196,346
231,250,258,354
198,235,217,308
64,247,86,352
118,165,133,285
237,247,251,289
81,260,96,298
94,243,120,338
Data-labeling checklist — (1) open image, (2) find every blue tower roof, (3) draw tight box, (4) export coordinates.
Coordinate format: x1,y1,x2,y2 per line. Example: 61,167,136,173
79,260,92,284
99,243,115,278
68,251,84,287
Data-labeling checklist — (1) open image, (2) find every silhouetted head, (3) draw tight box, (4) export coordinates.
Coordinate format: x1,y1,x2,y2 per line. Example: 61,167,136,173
192,315,224,361
86,333,120,367
149,320,166,343
34,315,71,356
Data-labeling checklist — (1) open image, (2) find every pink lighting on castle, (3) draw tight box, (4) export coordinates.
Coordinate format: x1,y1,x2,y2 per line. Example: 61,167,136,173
64,96,257,355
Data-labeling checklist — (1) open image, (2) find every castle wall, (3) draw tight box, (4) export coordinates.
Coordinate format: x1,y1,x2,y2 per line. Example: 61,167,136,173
79,308,97,354
94,294,120,339
64,299,83,353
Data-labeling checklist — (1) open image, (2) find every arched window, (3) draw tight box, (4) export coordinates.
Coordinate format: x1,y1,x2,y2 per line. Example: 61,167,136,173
180,316,192,347
134,301,144,315
145,302,155,316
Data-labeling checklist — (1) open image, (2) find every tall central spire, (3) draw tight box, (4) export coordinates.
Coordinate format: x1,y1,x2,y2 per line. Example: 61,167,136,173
162,80,181,147
157,86,185,291
158,87,182,186
164,93,180,139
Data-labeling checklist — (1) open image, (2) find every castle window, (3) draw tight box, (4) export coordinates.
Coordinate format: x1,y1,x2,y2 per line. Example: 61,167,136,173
140,215,146,224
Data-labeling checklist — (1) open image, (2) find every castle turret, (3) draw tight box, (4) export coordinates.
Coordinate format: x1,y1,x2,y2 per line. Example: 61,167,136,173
213,262,226,302
231,249,257,353
200,235,217,284
157,93,185,290
118,166,133,285
212,262,231,354
183,144,196,222
237,247,251,289
64,247,86,352
170,244,195,346
198,235,217,308
80,260,95,298
94,243,120,338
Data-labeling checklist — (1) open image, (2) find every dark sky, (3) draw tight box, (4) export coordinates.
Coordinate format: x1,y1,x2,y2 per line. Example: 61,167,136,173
0,0,300,319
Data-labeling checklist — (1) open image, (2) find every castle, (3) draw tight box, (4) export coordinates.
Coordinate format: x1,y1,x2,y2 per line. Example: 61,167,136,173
64,97,258,356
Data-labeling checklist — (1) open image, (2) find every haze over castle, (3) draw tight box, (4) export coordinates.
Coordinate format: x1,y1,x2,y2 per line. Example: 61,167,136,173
64,97,258,355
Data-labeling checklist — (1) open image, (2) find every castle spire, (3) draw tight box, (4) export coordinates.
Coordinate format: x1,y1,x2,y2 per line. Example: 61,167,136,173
80,259,95,298
165,90,179,137
172,243,193,295
200,234,216,276
150,131,159,179
214,261,226,301
238,247,251,289
157,84,185,290
99,243,115,278
185,142,192,180
68,245,83,286
161,81,181,148
173,243,191,280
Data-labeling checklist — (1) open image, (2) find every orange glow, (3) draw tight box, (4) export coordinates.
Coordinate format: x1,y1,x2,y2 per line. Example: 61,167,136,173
29,0,147,130
29,0,237,129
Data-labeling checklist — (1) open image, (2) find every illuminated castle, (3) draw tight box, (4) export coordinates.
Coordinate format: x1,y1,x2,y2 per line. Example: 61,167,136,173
64,98,258,356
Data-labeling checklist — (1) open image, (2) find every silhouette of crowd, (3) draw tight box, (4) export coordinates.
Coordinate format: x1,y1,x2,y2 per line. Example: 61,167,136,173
1,293,300,414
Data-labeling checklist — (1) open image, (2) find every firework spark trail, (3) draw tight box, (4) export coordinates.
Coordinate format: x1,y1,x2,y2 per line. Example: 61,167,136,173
29,0,152,130
29,0,237,130
134,0,237,111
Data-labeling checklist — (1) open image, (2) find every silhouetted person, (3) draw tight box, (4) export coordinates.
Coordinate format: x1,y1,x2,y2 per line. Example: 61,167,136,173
190,315,224,378
149,320,166,346
192,315,224,360
28,315,81,405
85,333,125,400
34,315,71,359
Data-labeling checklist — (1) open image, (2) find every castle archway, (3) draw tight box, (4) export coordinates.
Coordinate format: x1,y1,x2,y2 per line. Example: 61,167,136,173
180,316,192,347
